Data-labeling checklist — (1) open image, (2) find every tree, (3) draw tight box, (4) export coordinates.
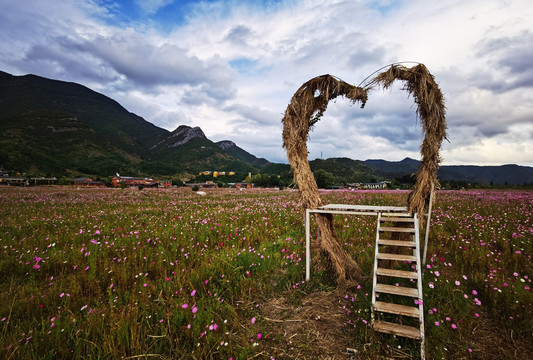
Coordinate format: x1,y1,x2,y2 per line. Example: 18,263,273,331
314,169,335,188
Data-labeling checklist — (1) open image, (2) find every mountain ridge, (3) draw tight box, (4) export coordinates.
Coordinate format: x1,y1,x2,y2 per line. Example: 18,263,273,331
0,71,259,178
362,157,533,185
216,140,270,168
1,70,531,185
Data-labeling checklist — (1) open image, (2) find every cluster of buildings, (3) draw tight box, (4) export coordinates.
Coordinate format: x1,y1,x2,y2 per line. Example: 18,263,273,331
0,171,57,186
185,181,253,189
344,181,390,189
110,176,172,188
0,171,172,188
198,171,236,177
1,170,387,190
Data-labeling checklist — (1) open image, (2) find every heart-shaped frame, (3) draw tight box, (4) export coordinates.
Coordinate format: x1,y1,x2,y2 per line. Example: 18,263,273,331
281,63,447,284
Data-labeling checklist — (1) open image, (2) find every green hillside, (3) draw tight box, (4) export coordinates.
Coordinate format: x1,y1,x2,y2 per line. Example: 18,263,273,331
0,71,261,178
310,157,384,184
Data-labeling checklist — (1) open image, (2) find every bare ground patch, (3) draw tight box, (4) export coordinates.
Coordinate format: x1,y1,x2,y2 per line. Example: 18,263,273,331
256,291,357,359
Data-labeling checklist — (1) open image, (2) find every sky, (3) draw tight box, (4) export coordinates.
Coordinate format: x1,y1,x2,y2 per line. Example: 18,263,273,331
1,0,532,166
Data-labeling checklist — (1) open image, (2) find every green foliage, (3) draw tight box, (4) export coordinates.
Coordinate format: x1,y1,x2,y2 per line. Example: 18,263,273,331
57,176,71,186
310,158,379,184
249,173,291,188
313,168,335,188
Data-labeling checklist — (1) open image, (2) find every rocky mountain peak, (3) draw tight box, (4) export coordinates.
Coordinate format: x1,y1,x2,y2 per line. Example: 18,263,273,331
167,125,206,148
217,140,236,151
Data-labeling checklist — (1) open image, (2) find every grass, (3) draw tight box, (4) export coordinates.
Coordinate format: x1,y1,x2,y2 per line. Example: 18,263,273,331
0,187,531,359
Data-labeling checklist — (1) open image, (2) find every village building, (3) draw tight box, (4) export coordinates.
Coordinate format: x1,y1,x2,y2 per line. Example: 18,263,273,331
0,176,29,186
185,182,218,189
30,177,57,186
362,181,390,189
71,177,93,185
111,176,158,188
228,182,254,189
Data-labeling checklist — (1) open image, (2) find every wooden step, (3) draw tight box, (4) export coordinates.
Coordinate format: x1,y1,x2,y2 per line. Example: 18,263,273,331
378,239,416,247
376,268,418,279
381,212,411,216
379,226,415,233
377,253,417,262
380,217,415,223
382,212,412,217
374,301,420,317
373,320,422,340
375,283,419,297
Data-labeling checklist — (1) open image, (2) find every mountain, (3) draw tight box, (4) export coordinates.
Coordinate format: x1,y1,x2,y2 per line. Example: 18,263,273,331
363,157,533,185
438,164,533,185
216,140,270,167
147,128,256,175
2,70,530,185
151,125,207,150
364,158,420,175
0,71,259,178
310,157,380,183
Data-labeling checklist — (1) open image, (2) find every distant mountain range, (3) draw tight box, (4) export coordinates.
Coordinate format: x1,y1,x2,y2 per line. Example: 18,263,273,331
1,70,531,185
0,70,267,179
362,157,533,186
309,157,533,186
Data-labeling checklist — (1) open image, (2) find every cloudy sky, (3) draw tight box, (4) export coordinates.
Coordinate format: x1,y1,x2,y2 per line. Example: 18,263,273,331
1,0,532,166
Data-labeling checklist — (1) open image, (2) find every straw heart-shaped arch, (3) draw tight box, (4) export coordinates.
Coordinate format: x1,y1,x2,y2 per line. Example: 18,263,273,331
282,63,447,286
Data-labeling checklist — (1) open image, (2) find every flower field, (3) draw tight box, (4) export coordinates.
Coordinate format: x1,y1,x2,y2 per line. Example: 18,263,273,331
0,187,531,359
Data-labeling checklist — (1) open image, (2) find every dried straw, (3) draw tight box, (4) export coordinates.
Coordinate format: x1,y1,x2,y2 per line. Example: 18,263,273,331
281,65,446,285
282,75,368,286
369,64,447,217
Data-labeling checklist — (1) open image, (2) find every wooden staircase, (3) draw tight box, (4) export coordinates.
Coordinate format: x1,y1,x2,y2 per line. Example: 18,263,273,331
371,212,425,360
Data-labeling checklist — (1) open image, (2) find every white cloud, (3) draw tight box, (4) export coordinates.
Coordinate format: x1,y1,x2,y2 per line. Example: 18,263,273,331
442,123,533,166
1,0,532,166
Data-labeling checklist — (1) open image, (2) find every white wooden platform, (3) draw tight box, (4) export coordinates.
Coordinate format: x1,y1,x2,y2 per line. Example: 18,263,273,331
305,204,410,281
